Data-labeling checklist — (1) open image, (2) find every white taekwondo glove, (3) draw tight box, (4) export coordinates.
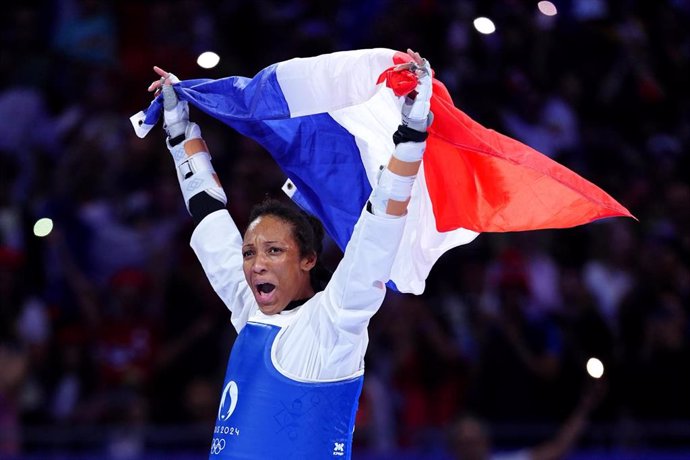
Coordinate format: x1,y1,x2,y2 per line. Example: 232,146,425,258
400,57,433,134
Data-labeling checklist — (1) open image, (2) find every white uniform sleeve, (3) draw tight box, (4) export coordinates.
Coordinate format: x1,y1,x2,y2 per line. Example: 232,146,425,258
274,208,407,380
320,209,406,336
190,210,258,332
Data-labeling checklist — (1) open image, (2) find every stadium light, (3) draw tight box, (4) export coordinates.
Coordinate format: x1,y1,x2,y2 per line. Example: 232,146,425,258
538,1,558,16
473,17,496,35
586,357,604,379
33,218,54,238
197,51,220,69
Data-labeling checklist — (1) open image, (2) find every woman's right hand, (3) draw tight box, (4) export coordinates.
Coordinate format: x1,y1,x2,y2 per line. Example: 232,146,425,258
148,66,177,96
148,66,189,139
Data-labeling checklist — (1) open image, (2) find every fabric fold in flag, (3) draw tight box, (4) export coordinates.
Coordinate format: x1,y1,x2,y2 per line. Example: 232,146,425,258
422,78,634,232
131,48,633,294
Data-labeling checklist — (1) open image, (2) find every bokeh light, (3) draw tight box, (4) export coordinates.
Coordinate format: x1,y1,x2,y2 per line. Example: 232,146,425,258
473,17,496,35
586,357,605,379
33,217,53,237
197,51,220,69
538,1,558,16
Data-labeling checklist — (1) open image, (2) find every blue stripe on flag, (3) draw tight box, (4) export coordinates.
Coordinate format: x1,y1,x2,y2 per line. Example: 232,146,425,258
263,114,373,249
141,64,372,251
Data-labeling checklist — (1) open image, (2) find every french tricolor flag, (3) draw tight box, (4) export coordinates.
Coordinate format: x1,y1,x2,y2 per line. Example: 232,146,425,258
131,48,633,294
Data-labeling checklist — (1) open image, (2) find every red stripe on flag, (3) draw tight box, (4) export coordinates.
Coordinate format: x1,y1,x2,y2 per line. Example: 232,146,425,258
376,51,417,96
425,79,634,232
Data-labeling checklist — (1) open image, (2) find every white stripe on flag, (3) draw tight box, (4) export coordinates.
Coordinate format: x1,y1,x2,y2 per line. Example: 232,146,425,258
331,85,479,294
276,48,397,118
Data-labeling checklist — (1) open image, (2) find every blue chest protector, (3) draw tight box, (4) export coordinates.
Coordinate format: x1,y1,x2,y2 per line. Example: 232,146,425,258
210,322,364,459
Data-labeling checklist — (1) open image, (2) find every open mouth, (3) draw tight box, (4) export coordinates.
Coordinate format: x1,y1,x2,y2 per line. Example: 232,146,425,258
256,283,275,294
255,283,276,303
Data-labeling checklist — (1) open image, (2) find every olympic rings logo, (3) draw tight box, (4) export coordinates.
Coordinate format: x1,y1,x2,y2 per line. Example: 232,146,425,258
210,438,226,455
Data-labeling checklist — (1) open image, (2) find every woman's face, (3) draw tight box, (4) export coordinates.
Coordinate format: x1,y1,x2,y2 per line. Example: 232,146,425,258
242,215,316,315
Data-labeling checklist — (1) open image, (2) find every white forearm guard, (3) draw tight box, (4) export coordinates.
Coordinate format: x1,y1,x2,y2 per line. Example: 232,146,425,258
369,141,425,217
393,140,426,163
370,168,416,216
168,124,227,212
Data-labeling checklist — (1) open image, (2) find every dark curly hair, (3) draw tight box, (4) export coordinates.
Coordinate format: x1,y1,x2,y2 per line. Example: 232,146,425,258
247,198,332,292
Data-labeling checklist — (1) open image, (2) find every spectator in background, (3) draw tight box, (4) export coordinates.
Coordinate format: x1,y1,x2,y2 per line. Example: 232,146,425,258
582,221,636,331
0,342,28,457
375,294,467,447
472,248,564,422
52,0,117,67
448,381,606,460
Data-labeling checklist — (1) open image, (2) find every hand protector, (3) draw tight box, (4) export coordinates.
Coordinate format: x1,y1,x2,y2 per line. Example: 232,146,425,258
160,73,189,141
401,59,433,132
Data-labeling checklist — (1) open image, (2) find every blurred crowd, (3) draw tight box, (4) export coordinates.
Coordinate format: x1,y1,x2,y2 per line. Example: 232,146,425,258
1,0,689,458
